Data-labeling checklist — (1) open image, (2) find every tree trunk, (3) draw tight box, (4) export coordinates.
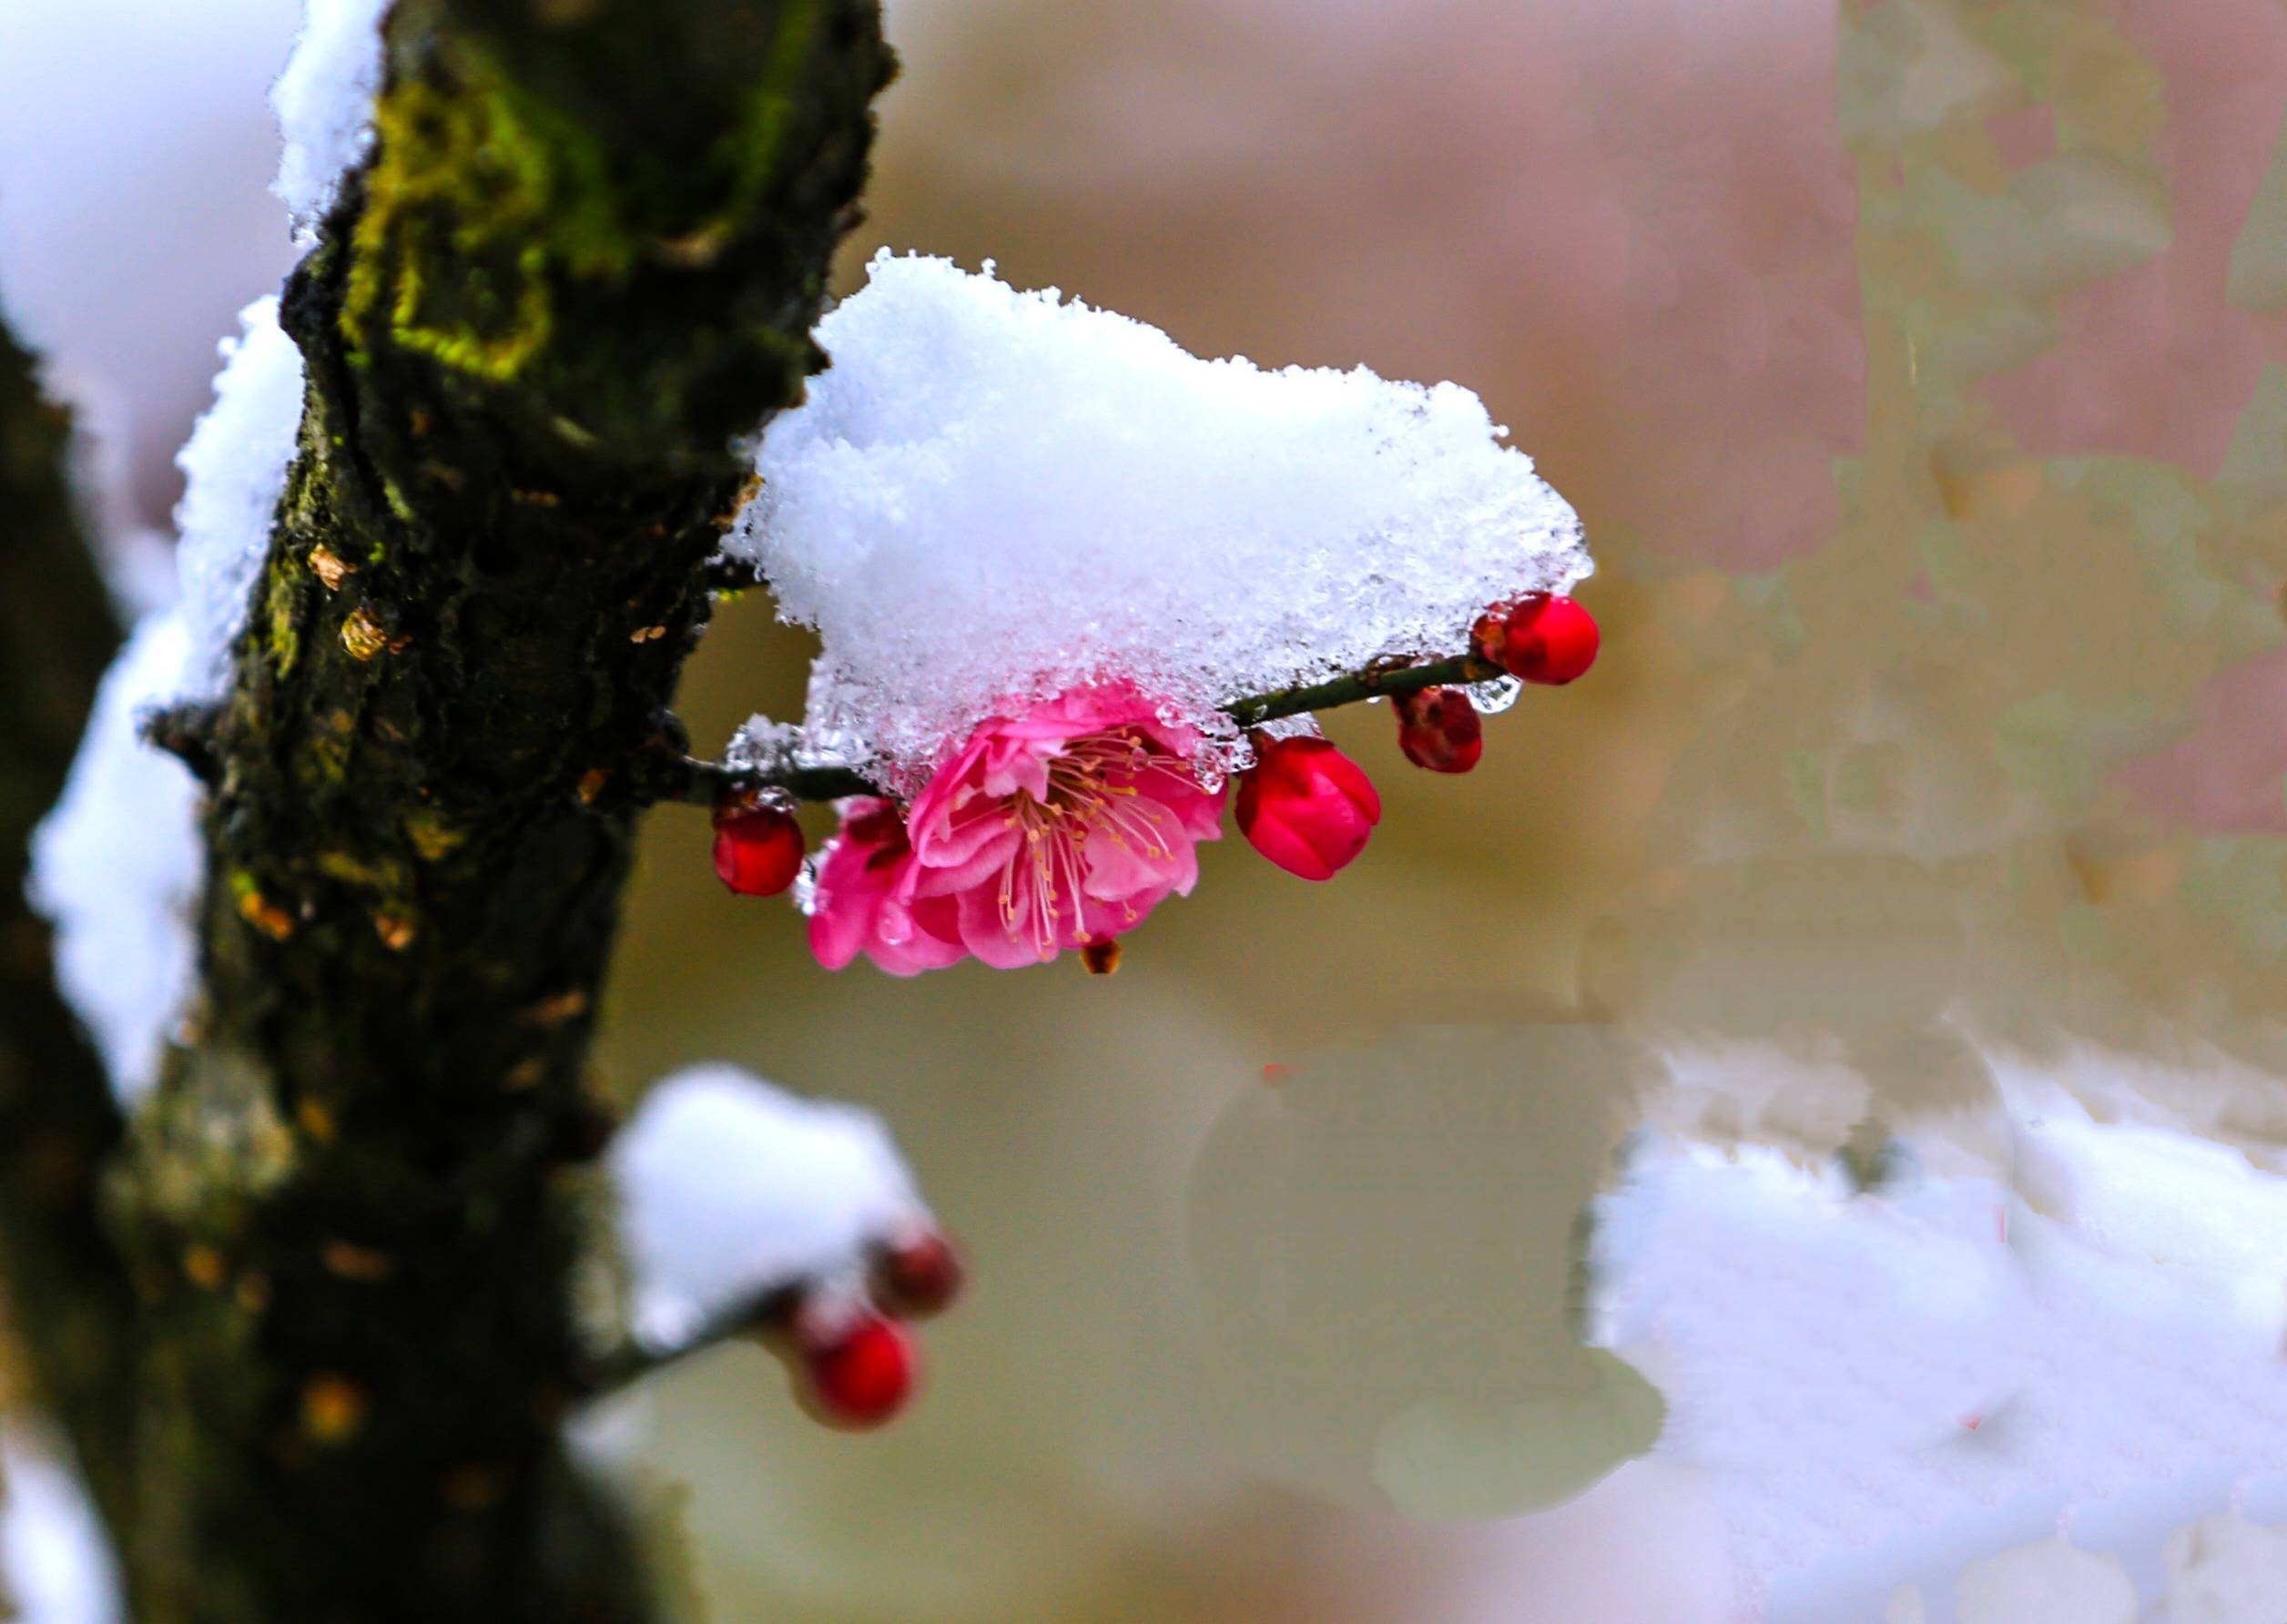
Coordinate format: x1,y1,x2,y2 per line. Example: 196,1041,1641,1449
1,2,893,1617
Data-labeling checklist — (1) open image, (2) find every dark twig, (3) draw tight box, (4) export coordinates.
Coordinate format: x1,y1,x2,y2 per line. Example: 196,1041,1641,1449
584,1285,801,1396
648,649,1510,807
640,750,878,807
139,701,223,787
700,554,769,594
1225,650,1506,729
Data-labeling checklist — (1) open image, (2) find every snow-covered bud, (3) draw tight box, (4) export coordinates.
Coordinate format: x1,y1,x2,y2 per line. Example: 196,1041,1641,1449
1393,687,1483,774
1235,735,1382,881
1474,593,1600,685
871,1227,964,1319
712,795,805,897
796,1307,916,1429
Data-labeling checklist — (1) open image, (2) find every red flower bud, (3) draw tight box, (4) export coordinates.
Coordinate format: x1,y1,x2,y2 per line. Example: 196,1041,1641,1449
1235,735,1381,880
712,800,805,897
871,1228,964,1319
797,1309,916,1429
1476,593,1600,685
1393,687,1483,774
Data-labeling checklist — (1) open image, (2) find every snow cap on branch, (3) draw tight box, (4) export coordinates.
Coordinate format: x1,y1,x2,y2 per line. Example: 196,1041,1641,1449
271,0,390,232
609,1065,931,1350
728,251,1590,788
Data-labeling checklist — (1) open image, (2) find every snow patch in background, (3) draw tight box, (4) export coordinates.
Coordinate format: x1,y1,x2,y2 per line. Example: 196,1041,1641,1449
174,295,301,698
0,1420,120,1624
270,0,389,232
28,295,300,1104
729,251,1588,788
26,612,205,1106
610,1064,931,1350
1591,1051,2287,1621
2156,1511,2287,1623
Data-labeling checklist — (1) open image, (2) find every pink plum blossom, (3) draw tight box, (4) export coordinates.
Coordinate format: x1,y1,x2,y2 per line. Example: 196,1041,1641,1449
807,798,967,976
809,687,1226,974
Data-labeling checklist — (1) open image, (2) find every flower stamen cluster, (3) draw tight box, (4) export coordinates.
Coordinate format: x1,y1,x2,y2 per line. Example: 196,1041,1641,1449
810,688,1224,974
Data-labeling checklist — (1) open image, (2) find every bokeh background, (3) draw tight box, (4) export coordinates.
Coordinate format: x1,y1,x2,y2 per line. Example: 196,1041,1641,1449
9,0,2287,1618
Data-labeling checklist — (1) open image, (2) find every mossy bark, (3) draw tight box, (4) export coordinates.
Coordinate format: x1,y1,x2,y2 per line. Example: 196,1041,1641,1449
83,2,892,1618
0,319,141,1548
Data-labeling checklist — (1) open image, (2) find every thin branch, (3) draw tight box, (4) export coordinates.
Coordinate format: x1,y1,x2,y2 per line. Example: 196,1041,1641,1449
139,701,223,788
630,743,876,807
647,649,1510,807
1225,650,1506,728
584,1287,800,1396
700,554,768,594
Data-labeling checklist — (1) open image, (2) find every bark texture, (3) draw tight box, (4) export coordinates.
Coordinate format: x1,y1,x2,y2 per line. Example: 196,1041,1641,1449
0,2,893,1619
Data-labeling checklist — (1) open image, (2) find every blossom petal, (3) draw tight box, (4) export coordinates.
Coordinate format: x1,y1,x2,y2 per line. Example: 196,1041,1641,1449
912,817,1022,889
1081,800,1194,900
954,879,1050,969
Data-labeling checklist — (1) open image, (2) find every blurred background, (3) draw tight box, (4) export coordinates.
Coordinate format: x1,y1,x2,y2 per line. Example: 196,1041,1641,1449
8,0,2287,1618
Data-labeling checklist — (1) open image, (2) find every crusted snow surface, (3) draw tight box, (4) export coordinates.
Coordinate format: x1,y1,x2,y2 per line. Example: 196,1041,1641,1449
270,0,390,232
175,295,302,699
25,611,205,1106
609,1065,931,1350
728,251,1589,789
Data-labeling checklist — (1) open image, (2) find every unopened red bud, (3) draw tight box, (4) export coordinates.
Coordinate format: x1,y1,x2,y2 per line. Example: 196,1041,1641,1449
872,1228,964,1319
1235,734,1381,880
1471,609,1510,666
1483,594,1599,686
711,800,805,897
797,1310,915,1429
1393,687,1483,774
